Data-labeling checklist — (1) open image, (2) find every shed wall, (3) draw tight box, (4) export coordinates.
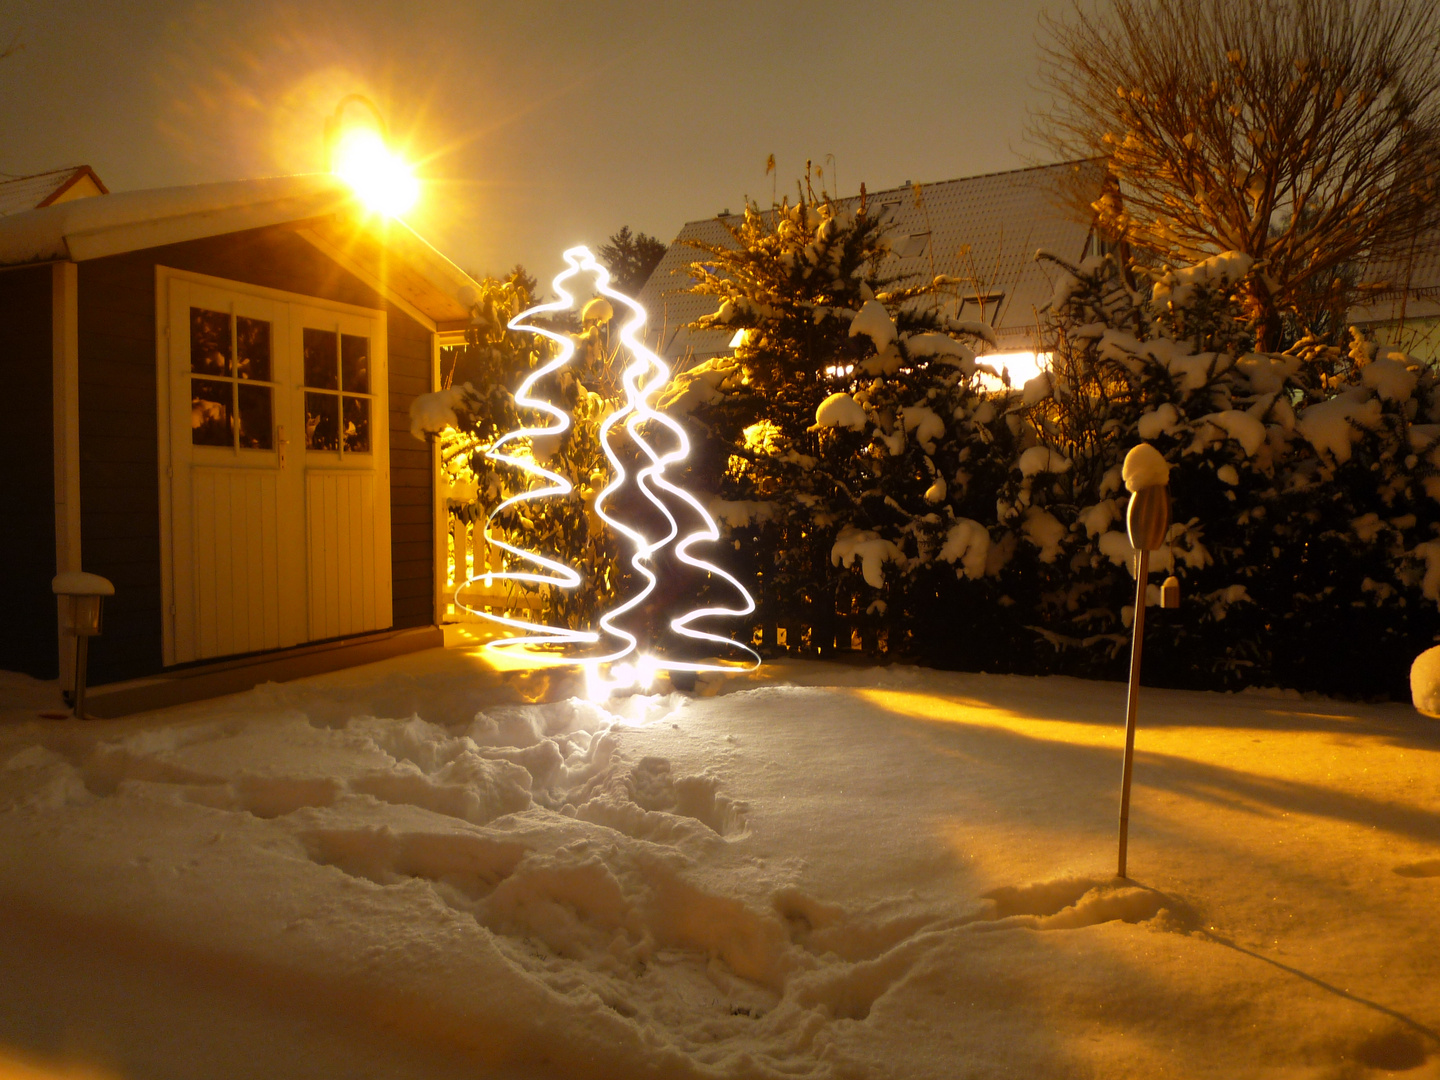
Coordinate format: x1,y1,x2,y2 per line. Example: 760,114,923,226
0,266,58,678
76,225,434,684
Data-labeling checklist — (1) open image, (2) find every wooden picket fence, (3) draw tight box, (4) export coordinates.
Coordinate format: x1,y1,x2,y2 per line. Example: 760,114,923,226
442,516,543,624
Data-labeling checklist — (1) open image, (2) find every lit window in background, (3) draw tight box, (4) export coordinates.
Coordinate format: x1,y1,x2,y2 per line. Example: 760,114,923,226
977,350,1051,392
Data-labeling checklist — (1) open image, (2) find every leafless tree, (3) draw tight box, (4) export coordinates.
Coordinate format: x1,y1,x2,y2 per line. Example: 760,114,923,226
1032,0,1440,348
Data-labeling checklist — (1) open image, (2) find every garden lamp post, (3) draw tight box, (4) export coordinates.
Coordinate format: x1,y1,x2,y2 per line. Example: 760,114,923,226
323,95,418,218
324,94,388,172
52,571,114,721
1117,443,1171,878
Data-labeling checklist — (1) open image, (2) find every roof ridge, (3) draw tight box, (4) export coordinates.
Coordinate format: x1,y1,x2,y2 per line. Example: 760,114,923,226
0,165,88,183
675,159,1095,228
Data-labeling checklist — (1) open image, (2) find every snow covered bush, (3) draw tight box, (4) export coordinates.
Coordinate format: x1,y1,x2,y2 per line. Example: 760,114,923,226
673,180,1006,654
679,195,1440,695
997,248,1440,696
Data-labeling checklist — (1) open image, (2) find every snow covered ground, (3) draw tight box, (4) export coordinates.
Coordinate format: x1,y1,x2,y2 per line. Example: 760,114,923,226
1,649,1438,1080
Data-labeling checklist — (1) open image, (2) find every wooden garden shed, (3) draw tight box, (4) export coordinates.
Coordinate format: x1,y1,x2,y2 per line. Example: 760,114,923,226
0,174,478,711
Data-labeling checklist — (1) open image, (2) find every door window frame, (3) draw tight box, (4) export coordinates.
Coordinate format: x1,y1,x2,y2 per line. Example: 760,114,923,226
155,265,390,666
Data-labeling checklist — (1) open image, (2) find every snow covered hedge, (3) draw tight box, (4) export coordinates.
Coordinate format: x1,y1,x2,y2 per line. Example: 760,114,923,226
668,187,1009,658
676,200,1440,698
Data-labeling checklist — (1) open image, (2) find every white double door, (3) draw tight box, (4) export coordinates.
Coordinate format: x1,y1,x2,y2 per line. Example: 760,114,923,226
161,268,392,665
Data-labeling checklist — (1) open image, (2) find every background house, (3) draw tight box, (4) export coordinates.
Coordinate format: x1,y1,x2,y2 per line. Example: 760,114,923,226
0,166,109,216
635,162,1099,379
0,174,477,712
1350,230,1440,362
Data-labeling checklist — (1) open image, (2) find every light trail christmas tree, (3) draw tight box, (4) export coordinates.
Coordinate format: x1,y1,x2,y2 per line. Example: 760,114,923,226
467,246,760,692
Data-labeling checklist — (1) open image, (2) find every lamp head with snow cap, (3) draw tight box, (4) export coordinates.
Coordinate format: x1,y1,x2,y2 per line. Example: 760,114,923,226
1123,442,1171,552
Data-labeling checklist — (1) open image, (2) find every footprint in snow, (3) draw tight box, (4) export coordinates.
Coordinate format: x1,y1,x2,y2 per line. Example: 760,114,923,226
977,876,1180,931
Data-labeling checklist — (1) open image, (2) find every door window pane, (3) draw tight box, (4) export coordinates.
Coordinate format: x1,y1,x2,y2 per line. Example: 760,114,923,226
190,308,231,376
305,391,340,451
341,334,370,393
191,379,233,446
303,328,339,389
237,384,274,450
342,396,370,453
236,317,271,381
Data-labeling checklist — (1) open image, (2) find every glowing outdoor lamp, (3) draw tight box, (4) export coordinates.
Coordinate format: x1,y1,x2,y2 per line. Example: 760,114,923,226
324,95,419,217
1116,442,1174,879
52,571,114,720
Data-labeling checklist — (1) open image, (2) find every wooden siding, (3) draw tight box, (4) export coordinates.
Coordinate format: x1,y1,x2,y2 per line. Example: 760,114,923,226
0,266,58,678
77,226,434,684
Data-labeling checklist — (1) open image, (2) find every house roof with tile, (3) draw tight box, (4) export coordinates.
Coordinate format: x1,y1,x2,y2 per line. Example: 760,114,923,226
1351,229,1440,326
635,160,1102,362
0,166,108,216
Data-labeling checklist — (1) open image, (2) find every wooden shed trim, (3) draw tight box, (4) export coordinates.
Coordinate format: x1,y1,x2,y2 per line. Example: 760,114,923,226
295,225,438,332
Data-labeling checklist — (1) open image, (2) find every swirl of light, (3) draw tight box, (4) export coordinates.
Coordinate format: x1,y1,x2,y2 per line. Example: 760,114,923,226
455,249,599,649
465,245,761,694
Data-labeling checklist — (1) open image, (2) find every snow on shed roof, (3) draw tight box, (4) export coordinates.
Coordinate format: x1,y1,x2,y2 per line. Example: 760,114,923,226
635,161,1100,362
0,173,480,328
0,166,108,216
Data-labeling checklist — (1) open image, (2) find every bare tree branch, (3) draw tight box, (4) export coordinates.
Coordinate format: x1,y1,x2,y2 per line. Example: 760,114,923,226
1031,0,1440,348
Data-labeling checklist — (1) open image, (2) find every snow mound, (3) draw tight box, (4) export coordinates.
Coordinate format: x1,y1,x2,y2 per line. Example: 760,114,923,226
1137,402,1181,440
904,332,974,370
1195,409,1265,457
655,355,742,415
581,297,613,325
1410,645,1440,718
939,518,990,580
1021,371,1052,406
1361,356,1417,402
848,299,896,351
1152,251,1253,308
1017,445,1071,477
1021,507,1066,563
831,526,905,587
898,405,944,449
814,392,867,431
409,383,472,440
709,499,779,528
1296,390,1383,464
1123,442,1170,491
981,877,1173,930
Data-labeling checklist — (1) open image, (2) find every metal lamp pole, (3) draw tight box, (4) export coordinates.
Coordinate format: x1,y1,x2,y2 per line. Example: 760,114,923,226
323,94,388,171
1117,478,1171,879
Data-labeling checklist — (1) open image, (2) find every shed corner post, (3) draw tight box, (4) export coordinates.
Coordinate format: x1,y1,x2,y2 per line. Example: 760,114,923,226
51,260,81,688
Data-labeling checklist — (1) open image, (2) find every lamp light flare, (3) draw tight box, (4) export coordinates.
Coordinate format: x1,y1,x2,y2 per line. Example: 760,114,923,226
332,127,419,217
461,246,761,699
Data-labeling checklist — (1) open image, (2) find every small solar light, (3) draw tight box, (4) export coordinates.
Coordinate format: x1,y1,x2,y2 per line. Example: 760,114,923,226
1160,575,1181,609
52,572,114,720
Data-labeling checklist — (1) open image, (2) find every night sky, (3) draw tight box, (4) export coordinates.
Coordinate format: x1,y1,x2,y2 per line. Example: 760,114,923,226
1,0,1054,285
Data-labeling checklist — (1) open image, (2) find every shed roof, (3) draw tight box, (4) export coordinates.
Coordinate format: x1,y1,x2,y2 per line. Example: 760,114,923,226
0,166,108,216
0,173,479,329
635,161,1099,362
